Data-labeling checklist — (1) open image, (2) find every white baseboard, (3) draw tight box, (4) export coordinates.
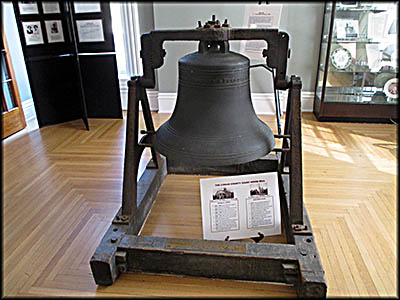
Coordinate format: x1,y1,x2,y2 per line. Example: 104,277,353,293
119,78,159,111
120,87,159,111
21,98,36,121
157,91,315,114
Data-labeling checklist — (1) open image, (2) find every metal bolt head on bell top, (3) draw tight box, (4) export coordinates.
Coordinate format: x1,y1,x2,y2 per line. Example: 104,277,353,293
153,40,275,166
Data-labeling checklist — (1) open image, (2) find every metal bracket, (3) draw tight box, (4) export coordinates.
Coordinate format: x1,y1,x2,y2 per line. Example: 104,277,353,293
116,251,127,273
292,224,312,235
282,263,299,284
112,208,130,225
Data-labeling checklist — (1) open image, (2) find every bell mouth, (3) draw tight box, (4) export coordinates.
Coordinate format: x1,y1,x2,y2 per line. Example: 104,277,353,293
153,119,276,167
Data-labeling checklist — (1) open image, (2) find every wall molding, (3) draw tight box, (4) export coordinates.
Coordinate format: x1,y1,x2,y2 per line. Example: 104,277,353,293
119,78,159,111
21,98,36,121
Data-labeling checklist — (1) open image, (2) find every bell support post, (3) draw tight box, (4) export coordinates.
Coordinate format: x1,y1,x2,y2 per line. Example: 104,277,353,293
90,78,167,285
288,76,304,227
281,76,305,227
90,16,326,297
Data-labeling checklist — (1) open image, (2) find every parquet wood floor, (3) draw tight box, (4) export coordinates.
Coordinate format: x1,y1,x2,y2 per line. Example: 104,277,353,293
2,112,397,297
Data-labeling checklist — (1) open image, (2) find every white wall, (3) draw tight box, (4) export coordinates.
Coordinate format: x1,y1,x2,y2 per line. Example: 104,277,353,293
152,2,325,94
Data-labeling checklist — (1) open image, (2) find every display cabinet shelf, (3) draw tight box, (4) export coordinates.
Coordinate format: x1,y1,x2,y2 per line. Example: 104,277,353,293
322,38,380,43
319,65,397,73
329,8,386,13
313,1,398,123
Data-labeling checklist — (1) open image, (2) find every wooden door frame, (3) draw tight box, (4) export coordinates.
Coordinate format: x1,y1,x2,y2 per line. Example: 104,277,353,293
1,25,27,139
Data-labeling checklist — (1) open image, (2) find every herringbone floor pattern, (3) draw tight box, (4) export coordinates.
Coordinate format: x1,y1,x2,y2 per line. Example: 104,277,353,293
2,112,397,297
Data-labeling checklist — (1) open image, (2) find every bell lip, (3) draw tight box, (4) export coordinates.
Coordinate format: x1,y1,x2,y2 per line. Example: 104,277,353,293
155,143,275,167
153,134,276,167
153,117,276,167
162,121,270,140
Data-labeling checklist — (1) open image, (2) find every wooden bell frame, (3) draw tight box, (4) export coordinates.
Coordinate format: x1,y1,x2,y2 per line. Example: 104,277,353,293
90,20,327,298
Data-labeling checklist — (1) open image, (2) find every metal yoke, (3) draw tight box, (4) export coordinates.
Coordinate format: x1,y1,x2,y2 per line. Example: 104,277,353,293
90,17,327,298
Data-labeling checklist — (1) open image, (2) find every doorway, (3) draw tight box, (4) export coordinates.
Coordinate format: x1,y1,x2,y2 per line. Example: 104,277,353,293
1,29,26,139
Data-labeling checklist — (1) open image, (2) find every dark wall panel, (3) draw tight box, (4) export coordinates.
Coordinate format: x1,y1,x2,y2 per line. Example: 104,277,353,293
27,56,83,126
79,54,122,118
12,1,121,129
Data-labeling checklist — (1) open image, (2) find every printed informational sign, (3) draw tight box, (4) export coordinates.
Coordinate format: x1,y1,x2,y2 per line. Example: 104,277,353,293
22,21,44,45
18,1,39,15
240,4,282,60
367,12,389,40
200,172,281,241
45,20,64,43
76,19,104,42
42,2,61,14
365,43,382,72
73,1,101,14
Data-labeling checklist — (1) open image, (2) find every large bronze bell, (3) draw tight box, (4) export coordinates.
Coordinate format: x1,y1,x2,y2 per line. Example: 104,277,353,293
153,40,275,166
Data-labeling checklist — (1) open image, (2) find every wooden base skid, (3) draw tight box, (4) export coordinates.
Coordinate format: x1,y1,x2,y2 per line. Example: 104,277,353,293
90,157,327,298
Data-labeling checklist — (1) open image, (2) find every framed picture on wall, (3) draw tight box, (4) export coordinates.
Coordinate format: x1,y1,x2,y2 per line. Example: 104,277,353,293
76,19,104,42
45,20,65,43
73,2,101,14
42,2,61,14
18,1,39,15
22,21,44,45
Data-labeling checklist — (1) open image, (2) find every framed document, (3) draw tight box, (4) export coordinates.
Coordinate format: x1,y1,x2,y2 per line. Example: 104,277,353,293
73,2,101,14
240,3,282,60
367,12,389,40
365,43,382,71
22,21,44,45
18,2,39,15
76,19,104,42
42,2,61,14
45,20,64,43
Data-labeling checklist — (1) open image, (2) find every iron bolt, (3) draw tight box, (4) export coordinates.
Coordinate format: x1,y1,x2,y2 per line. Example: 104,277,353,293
293,224,307,231
117,264,127,272
299,248,307,256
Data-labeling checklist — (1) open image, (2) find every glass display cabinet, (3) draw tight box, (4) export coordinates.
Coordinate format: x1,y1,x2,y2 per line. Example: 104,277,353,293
313,1,398,122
